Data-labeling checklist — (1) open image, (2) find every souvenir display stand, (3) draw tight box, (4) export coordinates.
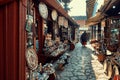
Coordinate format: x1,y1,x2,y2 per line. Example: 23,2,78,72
102,18,120,79
90,18,120,79
25,1,58,79
25,0,75,80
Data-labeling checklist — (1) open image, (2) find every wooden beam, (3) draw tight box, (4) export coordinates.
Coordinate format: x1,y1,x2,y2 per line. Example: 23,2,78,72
19,0,27,80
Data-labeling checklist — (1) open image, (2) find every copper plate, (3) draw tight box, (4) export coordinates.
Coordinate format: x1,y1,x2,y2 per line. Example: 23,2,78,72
26,48,38,70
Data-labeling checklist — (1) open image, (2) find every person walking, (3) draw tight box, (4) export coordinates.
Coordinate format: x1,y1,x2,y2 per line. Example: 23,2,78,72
80,31,89,47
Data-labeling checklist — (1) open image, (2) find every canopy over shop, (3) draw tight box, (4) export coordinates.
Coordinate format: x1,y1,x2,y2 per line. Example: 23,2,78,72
86,0,120,26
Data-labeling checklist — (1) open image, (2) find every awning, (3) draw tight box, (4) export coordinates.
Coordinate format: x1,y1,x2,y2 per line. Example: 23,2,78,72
85,12,104,26
85,0,120,26
104,0,120,17
85,0,112,26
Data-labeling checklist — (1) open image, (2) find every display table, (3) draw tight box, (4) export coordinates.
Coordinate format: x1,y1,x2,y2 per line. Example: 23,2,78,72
44,44,70,63
44,49,67,63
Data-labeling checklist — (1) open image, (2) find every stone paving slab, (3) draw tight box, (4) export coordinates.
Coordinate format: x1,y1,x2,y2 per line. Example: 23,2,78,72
55,43,109,80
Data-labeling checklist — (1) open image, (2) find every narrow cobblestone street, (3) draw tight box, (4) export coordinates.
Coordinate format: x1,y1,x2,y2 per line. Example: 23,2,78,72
56,42,109,80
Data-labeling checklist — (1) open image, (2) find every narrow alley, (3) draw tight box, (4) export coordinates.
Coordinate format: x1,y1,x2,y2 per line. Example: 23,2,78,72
1,0,120,80
56,42,109,80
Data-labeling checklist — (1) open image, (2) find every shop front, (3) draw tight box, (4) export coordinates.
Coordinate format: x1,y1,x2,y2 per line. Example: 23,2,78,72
86,0,120,79
0,0,78,80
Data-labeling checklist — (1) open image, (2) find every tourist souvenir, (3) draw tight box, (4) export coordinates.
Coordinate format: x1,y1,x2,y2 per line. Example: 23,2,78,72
27,32,33,39
58,16,64,26
27,32,33,47
36,63,42,73
26,15,33,32
38,2,48,19
107,62,112,79
42,63,55,75
26,48,38,70
26,67,30,80
113,65,119,75
51,10,58,21
103,60,107,73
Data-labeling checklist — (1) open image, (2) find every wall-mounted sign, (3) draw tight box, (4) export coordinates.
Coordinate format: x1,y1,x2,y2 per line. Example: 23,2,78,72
38,2,48,19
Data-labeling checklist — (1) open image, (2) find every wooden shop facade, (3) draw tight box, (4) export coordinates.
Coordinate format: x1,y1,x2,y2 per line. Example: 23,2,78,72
0,0,78,80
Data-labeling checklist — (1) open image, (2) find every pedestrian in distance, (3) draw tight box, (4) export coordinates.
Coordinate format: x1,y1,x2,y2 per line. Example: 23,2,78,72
80,31,89,47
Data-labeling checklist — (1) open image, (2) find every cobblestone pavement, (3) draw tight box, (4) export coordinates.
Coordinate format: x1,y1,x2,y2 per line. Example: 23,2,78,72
55,42,109,80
